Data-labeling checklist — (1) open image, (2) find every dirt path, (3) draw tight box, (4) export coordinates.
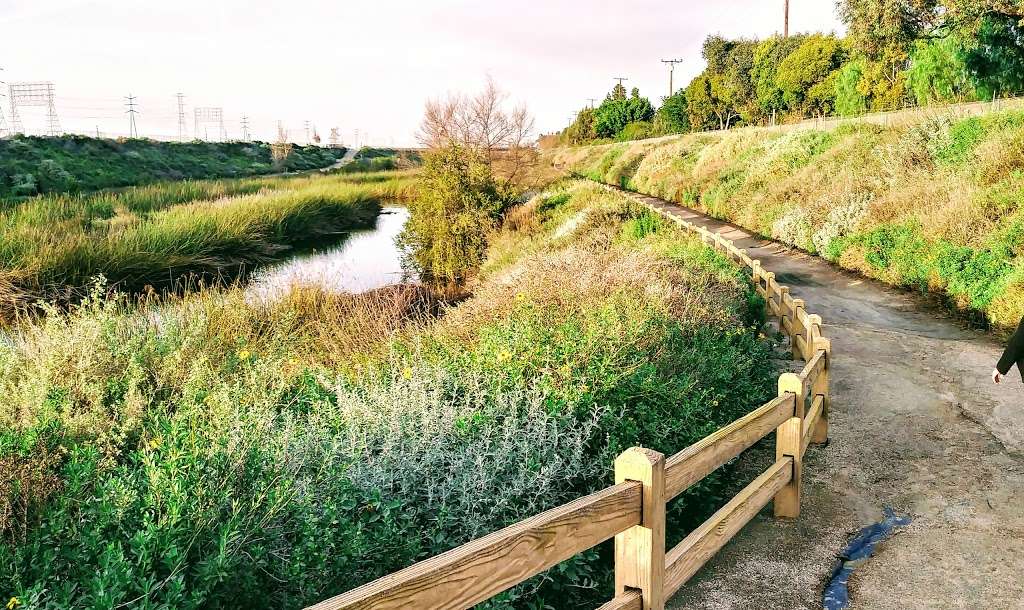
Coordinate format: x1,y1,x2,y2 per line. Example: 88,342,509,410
627,192,1024,609
320,146,359,172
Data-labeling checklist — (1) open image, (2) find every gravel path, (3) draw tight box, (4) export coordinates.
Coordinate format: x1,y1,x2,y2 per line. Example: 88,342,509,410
625,191,1024,610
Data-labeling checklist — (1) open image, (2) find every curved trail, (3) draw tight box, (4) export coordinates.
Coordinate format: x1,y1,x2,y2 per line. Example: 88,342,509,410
624,191,1024,609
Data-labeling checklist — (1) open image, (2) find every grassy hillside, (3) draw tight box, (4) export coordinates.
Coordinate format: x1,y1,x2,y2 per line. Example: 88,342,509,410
0,180,774,609
0,135,347,198
550,108,1024,331
0,171,418,317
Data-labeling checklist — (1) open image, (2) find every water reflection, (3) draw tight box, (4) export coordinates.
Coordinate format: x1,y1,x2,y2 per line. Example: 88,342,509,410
247,206,415,300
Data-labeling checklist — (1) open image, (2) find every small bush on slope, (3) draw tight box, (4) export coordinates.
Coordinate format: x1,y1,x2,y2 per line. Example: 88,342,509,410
550,108,1024,331
0,180,773,609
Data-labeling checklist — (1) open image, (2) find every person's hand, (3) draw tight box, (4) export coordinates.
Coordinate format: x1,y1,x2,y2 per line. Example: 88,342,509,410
993,368,1003,384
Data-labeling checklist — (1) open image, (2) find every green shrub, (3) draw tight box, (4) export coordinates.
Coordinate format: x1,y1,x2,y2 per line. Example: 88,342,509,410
399,144,504,283
0,182,775,609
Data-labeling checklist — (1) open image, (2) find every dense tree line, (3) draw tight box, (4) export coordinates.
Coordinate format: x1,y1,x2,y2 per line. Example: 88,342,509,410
559,0,1024,144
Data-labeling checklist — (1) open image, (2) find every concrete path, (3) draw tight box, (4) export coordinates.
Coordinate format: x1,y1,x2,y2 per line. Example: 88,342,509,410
627,192,1024,609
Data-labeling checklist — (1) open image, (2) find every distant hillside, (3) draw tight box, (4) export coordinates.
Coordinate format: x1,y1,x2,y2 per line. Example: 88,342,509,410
0,135,347,198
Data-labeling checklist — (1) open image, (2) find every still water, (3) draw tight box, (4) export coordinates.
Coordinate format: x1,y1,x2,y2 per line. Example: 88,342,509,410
246,206,414,300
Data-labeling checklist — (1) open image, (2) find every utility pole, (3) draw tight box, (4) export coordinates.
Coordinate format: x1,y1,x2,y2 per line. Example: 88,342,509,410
613,77,628,87
240,115,250,142
176,93,187,141
586,98,598,109
784,0,790,38
661,59,685,98
125,94,139,139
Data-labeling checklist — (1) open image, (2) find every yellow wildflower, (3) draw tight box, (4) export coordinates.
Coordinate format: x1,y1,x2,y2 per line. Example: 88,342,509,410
7,597,20,610
148,437,162,450
402,367,413,380
497,350,512,362
238,350,251,360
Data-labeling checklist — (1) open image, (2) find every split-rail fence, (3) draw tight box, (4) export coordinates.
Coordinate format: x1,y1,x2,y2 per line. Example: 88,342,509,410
306,191,832,610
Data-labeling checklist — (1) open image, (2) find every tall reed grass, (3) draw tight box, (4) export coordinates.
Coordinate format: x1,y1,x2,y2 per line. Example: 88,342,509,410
0,172,419,317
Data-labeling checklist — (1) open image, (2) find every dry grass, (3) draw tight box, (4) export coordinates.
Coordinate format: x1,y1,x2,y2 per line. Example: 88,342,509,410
550,108,1024,330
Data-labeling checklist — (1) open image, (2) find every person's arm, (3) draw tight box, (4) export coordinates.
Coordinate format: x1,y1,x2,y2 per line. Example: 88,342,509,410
995,317,1024,383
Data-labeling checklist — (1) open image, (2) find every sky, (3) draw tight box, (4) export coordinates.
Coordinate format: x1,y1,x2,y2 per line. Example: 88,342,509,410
0,0,845,147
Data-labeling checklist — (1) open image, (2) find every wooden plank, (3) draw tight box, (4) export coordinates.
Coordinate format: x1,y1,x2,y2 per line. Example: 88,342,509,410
664,394,794,500
663,458,793,598
798,350,826,386
597,592,642,610
802,395,824,457
774,418,802,518
307,481,644,610
794,335,809,361
614,448,666,610
782,290,795,309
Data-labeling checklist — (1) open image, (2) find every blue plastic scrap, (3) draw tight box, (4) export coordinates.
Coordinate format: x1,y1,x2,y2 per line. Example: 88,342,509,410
822,507,912,610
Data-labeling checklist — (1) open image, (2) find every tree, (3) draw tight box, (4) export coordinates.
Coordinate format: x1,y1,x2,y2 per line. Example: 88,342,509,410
837,0,943,60
752,34,809,117
964,12,1024,98
593,87,655,138
776,34,847,115
399,143,502,283
610,82,628,101
835,60,870,115
906,34,976,103
654,90,690,134
418,77,536,192
563,107,597,144
685,72,739,130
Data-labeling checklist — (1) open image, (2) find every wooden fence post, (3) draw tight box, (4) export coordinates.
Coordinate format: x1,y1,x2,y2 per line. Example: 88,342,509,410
811,336,831,444
790,299,806,360
775,375,804,518
777,286,790,330
614,448,666,610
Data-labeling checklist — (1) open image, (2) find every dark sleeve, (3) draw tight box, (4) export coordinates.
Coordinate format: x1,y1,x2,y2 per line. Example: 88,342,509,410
997,317,1024,375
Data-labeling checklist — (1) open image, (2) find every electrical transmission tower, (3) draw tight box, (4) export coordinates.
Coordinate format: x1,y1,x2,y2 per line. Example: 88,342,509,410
9,82,60,136
329,127,340,148
176,93,187,141
240,115,250,142
303,120,311,144
124,94,140,138
194,107,225,142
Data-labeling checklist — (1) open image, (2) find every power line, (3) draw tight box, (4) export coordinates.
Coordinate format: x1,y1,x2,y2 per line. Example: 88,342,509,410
125,94,139,138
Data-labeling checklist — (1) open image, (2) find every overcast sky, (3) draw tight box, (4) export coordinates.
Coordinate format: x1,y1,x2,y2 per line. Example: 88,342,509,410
0,0,844,146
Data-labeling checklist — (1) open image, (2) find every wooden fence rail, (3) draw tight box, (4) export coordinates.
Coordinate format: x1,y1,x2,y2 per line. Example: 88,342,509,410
306,189,833,610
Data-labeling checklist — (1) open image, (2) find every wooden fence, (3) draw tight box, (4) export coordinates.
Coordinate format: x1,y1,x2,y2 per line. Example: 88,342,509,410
306,194,832,610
